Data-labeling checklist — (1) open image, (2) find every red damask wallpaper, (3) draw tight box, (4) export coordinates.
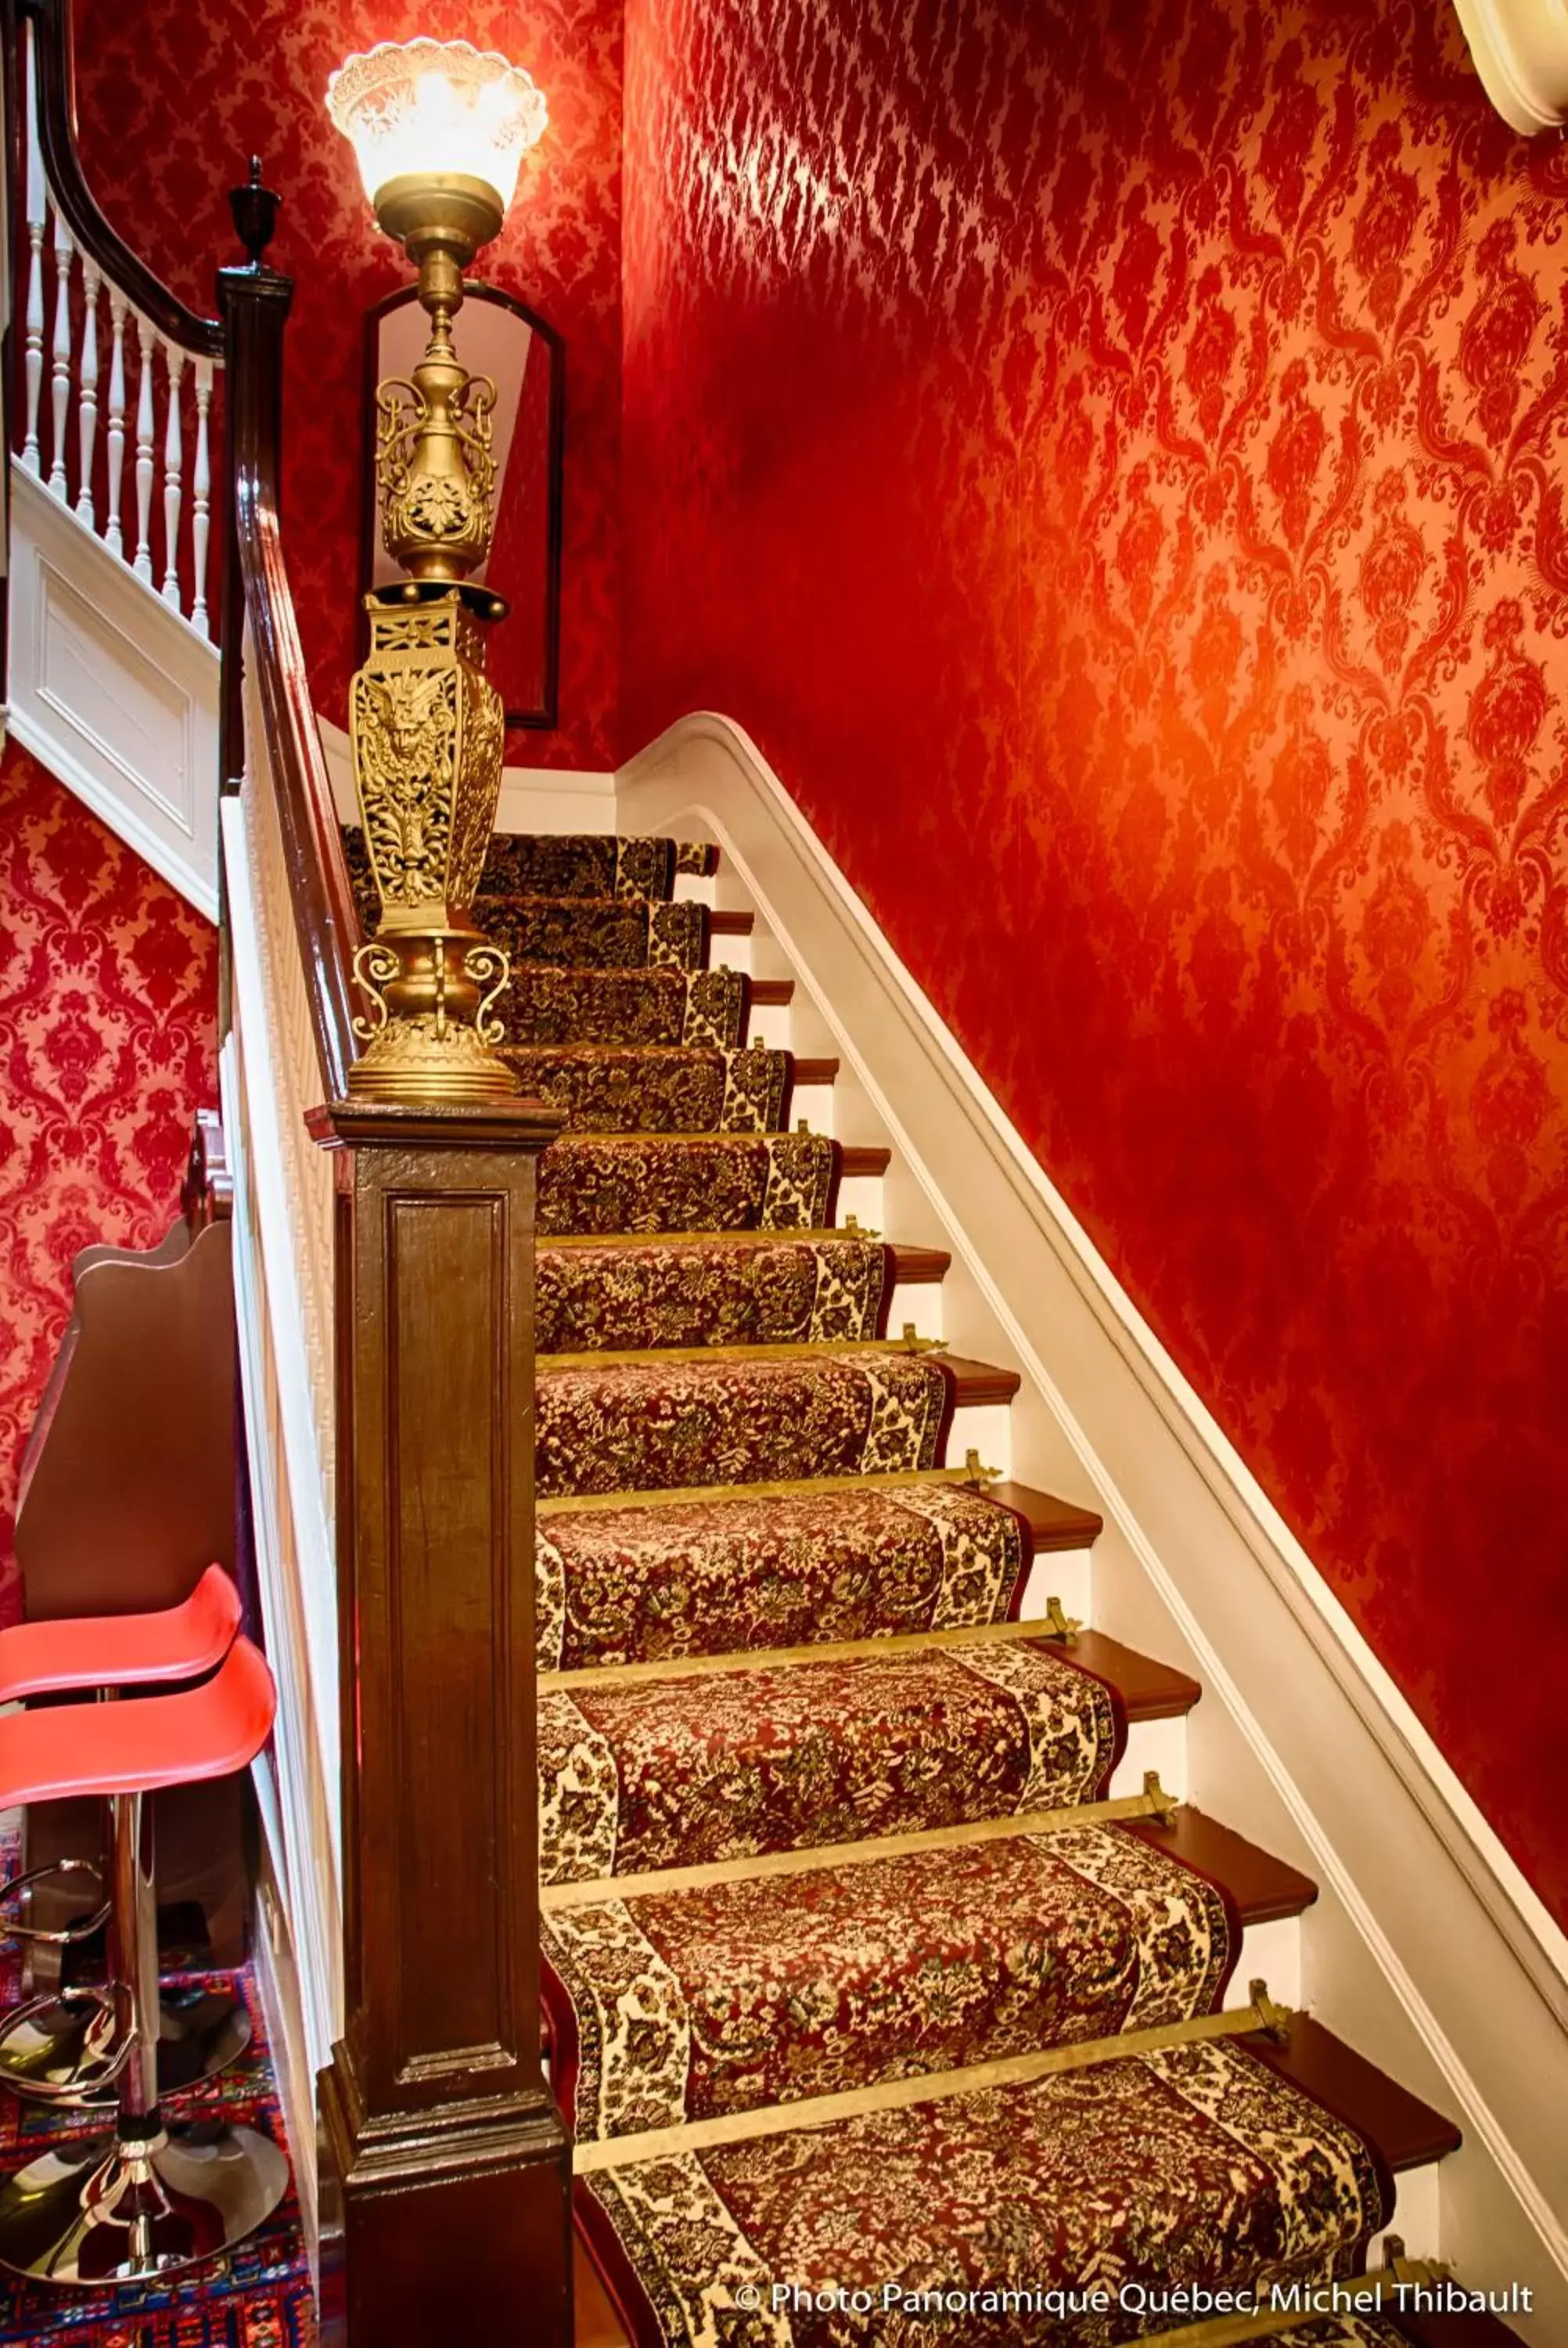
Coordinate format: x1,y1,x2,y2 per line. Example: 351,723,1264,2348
620,0,1568,1921
0,744,217,1606
70,0,623,769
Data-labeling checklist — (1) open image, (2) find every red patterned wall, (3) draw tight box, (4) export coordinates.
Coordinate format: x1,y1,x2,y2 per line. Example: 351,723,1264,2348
71,0,623,769
620,0,1568,1921
0,744,217,1604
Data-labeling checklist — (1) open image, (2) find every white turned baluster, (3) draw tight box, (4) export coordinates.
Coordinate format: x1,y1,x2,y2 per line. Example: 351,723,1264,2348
104,290,128,555
160,342,185,608
192,359,214,636
21,32,46,475
75,261,100,528
47,207,72,498
133,313,155,582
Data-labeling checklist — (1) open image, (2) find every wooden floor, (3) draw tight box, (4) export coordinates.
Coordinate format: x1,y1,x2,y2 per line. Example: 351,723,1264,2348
576,2235,630,2346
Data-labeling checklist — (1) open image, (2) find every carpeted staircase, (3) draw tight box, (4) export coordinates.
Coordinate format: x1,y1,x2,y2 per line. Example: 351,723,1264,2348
343,826,1515,2348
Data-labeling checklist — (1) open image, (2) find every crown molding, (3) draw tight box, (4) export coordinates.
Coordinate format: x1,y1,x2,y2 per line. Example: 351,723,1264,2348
1451,0,1568,131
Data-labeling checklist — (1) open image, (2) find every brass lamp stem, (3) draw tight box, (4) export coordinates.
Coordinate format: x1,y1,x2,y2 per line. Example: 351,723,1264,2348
344,171,521,1105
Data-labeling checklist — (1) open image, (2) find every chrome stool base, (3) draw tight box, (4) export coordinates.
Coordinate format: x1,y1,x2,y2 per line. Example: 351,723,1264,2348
0,1982,252,2105
0,2119,288,2284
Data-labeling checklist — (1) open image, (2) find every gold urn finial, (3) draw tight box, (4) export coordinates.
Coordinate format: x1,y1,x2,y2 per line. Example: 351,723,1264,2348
328,40,548,1103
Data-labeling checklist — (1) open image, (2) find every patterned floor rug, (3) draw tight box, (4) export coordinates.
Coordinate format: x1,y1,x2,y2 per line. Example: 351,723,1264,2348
0,1968,314,2346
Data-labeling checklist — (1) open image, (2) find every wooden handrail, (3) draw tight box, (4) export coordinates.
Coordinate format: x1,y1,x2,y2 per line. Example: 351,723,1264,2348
17,0,222,359
217,218,361,1102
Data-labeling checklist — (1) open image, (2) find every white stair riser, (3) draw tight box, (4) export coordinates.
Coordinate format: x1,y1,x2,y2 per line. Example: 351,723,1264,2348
836,1172,883,1228
1371,2158,1440,2262
1016,1545,1094,1626
711,933,753,975
747,999,793,1050
1111,1713,1189,1802
885,1278,942,1341
1231,1914,1302,2011
790,1079,835,1134
947,1398,1012,1478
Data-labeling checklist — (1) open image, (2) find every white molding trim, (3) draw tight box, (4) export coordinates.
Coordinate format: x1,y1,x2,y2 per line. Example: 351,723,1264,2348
619,710,1568,2316
1451,0,1568,131
316,711,616,838
7,459,219,917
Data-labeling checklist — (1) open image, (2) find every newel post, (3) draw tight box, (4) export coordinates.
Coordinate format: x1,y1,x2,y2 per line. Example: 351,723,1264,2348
307,1097,573,2347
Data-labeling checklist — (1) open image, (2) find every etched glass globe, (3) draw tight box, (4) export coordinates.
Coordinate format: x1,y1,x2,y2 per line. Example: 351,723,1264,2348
327,39,548,217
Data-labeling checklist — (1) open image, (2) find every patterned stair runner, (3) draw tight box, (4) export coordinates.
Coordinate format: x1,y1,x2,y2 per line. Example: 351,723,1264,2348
577,2039,1391,2346
544,1820,1237,2137
537,1632,1124,1882
535,1233,891,1352
535,1481,1027,1669
340,824,1462,2345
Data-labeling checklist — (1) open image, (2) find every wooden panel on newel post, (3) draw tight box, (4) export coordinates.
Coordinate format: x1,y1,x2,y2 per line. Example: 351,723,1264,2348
306,1095,570,2348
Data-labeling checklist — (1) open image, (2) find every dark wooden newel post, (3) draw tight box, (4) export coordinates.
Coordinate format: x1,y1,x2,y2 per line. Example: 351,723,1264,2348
308,1097,572,2347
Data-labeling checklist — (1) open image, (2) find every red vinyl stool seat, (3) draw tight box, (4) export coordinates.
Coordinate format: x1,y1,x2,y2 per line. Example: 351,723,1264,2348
0,1568,253,2109
0,1634,286,2285
0,1565,243,1703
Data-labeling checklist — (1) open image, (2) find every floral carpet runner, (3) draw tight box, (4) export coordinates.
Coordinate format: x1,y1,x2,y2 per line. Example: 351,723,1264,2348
339,828,1414,2343
580,2041,1390,2347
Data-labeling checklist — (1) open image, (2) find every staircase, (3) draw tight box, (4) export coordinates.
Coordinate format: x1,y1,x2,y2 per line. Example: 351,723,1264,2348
341,823,1521,2346
4,2,1560,2333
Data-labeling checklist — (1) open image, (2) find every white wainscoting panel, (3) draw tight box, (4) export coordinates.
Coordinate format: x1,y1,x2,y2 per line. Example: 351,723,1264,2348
8,459,218,914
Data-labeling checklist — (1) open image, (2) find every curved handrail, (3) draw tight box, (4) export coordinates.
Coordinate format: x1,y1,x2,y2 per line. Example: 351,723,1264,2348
20,0,221,359
218,244,360,1100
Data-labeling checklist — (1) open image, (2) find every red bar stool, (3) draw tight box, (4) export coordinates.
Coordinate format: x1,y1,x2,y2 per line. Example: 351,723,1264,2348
0,1568,252,2106
0,1633,287,2283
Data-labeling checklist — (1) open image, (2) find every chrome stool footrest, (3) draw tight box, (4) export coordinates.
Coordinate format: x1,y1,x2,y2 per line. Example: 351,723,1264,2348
0,1986,131,2105
0,1981,252,2108
0,1859,110,1950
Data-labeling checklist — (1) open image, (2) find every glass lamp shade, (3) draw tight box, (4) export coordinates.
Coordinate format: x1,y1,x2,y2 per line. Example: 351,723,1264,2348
326,38,547,219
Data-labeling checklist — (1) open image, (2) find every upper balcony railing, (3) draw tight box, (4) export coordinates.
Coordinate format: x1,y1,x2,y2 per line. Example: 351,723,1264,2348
13,0,222,634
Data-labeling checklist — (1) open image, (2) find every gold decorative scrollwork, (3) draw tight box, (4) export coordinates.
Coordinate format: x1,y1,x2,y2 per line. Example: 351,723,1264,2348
351,663,459,910
463,942,512,1047
351,940,401,1040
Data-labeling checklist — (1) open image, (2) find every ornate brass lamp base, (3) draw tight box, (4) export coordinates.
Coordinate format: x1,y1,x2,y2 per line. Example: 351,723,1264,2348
347,1021,520,1104
347,584,520,1103
349,921,519,1104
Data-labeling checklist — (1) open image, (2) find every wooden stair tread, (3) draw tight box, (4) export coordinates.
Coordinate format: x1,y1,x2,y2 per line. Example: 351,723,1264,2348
1124,1806,1318,1924
711,909,754,935
840,1145,890,1176
1058,1628,1201,1720
792,1057,838,1085
750,978,794,1007
940,1355,1021,1405
1243,2015,1462,2171
886,1243,950,1282
988,1478,1102,1551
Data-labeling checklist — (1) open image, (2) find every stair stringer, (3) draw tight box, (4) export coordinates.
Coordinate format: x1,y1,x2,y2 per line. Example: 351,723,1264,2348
6,458,221,917
618,708,1568,2326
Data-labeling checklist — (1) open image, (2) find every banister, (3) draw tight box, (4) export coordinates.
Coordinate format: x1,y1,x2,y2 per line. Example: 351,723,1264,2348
218,221,360,1103
18,0,222,360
